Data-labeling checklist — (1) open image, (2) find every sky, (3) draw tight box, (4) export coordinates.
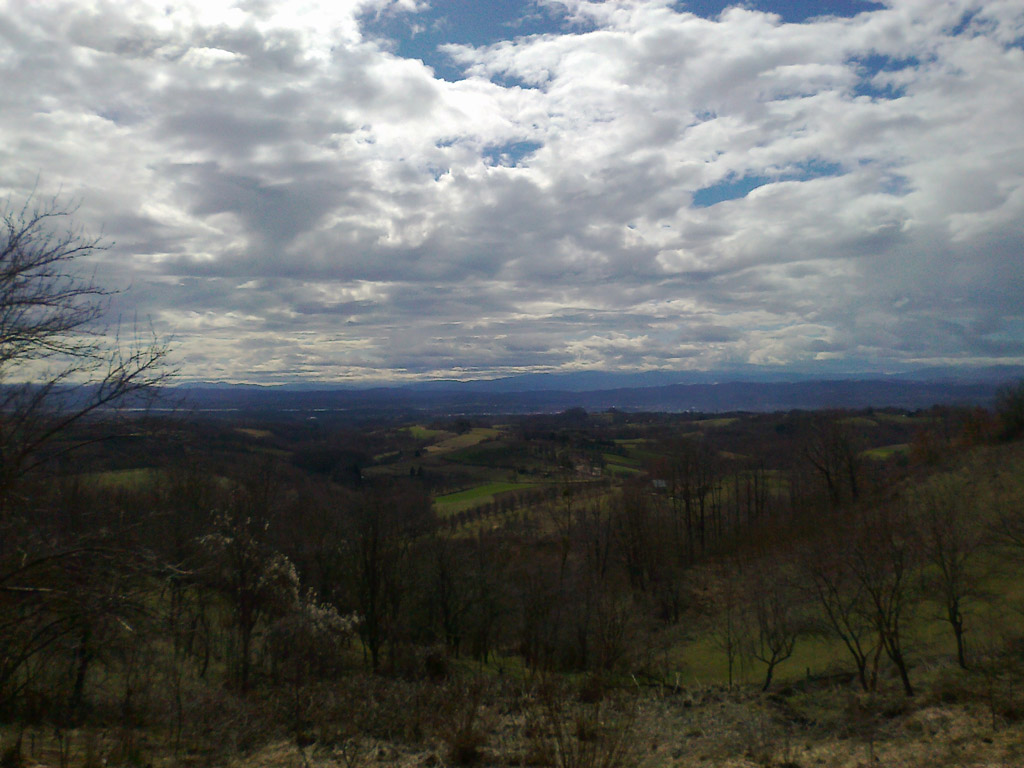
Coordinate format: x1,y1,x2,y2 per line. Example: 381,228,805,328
1,0,1022,384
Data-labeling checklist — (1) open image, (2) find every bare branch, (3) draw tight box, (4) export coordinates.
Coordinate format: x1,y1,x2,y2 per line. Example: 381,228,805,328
0,193,172,503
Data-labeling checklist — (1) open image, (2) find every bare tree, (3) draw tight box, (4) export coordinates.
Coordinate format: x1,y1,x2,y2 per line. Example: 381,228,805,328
730,537,804,693
0,479,161,719
339,484,433,672
0,193,170,715
801,413,861,509
0,194,170,507
706,561,745,690
849,504,920,696
913,473,985,669
991,462,1024,557
744,566,801,692
422,530,475,657
663,438,720,558
798,524,882,692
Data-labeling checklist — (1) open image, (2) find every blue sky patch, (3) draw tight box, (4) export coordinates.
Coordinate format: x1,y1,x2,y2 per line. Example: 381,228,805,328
692,174,771,207
948,9,1022,51
491,72,545,90
427,164,449,181
483,140,543,167
360,2,888,81
358,1,569,81
693,160,845,207
950,8,982,37
850,53,921,99
674,0,885,23
782,159,845,182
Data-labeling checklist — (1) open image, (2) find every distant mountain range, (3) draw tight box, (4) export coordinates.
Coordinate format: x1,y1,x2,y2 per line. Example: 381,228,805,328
170,369,1023,418
184,365,1024,393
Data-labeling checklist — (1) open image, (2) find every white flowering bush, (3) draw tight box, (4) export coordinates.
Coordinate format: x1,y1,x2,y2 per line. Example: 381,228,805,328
265,591,357,683
199,510,302,690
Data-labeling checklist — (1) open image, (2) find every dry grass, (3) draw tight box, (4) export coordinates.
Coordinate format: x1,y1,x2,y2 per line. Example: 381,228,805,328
6,677,1024,768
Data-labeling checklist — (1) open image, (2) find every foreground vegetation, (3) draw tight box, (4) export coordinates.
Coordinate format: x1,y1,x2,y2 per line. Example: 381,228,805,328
2,388,1024,767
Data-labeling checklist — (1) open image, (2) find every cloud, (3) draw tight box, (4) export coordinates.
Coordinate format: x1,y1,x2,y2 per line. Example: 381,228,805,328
0,0,1021,382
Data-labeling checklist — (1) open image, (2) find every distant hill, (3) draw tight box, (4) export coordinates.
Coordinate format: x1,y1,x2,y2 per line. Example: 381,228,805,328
170,376,1013,418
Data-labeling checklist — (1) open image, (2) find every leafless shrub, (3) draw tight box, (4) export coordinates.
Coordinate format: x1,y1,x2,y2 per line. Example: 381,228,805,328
0,193,171,501
736,708,800,768
524,683,640,768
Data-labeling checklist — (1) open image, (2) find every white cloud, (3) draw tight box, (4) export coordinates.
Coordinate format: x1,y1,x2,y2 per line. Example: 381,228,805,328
0,0,1022,381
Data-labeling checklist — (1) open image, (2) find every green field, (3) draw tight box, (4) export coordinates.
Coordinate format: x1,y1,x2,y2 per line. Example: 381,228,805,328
434,481,541,515
839,416,879,427
602,451,646,477
694,417,739,429
81,467,162,489
606,464,643,477
719,450,750,461
444,440,541,469
425,427,502,454
861,443,911,460
602,452,643,467
235,427,273,439
874,412,917,424
406,425,447,440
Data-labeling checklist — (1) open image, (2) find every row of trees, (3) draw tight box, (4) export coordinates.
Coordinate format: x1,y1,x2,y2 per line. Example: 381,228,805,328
704,458,1024,697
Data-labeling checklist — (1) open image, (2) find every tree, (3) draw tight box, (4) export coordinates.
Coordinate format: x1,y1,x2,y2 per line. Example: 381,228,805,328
0,194,170,713
744,563,801,692
339,484,434,672
0,194,170,506
801,413,861,509
913,474,984,669
0,479,161,719
201,509,300,691
706,561,745,690
728,536,805,692
798,521,882,692
849,504,920,696
995,379,1024,441
661,438,720,559
422,530,475,657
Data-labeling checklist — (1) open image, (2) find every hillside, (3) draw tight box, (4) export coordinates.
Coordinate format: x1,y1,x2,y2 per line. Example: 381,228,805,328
172,377,1004,418
2,397,1024,767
